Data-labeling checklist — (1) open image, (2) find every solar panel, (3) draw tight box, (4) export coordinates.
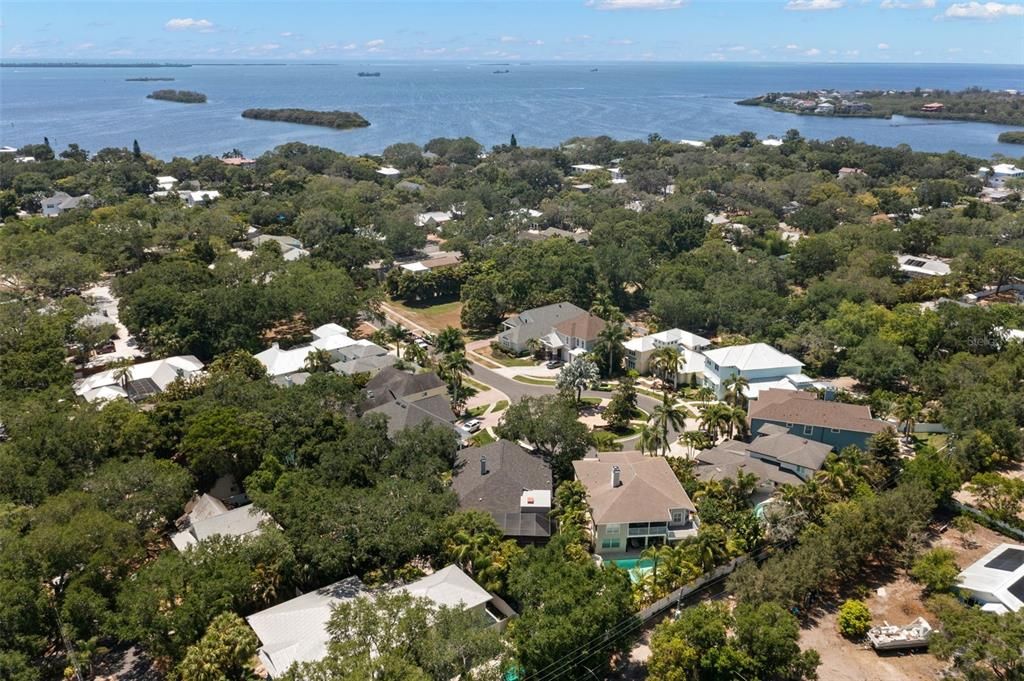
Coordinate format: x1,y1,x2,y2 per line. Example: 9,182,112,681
984,548,1024,572
904,258,927,268
1009,576,1024,604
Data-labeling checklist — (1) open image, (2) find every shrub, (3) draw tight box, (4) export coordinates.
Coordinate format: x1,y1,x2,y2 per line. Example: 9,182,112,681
910,547,960,593
837,599,872,638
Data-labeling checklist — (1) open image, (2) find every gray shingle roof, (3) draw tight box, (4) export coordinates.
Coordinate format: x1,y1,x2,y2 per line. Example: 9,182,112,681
366,397,457,437
498,302,587,346
749,389,888,435
363,366,446,409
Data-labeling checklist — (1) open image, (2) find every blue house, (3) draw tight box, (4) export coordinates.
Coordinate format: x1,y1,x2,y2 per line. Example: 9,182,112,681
747,389,890,451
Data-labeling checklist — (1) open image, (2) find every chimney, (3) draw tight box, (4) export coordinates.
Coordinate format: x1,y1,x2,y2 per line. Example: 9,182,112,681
480,456,488,476
611,465,621,488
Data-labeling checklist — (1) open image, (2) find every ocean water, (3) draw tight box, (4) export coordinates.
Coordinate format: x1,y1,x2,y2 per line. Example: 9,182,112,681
2,61,1023,160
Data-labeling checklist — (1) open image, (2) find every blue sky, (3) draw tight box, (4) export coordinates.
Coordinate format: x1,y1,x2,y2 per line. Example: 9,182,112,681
2,0,1023,64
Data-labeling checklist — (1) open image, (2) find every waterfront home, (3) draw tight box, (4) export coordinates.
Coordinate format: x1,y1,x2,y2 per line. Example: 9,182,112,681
452,439,553,544
496,301,588,354
74,355,204,403
573,451,697,555
701,342,812,400
695,425,833,502
920,102,945,113
623,327,710,381
990,163,1024,188
42,191,92,216
897,254,951,278
246,566,515,678
748,389,890,451
956,543,1024,614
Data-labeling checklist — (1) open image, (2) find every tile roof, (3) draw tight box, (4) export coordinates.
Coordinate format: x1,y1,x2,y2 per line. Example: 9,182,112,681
749,389,888,435
573,451,695,525
555,313,607,342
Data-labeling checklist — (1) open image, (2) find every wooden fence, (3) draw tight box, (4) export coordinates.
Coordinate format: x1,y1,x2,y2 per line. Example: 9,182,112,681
636,555,748,622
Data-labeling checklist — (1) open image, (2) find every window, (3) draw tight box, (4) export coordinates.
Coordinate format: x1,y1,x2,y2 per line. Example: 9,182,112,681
605,525,619,536
601,539,619,549
671,511,684,523
803,425,813,435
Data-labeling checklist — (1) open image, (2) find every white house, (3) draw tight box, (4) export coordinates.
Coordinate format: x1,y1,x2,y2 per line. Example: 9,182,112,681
957,543,1024,614
248,234,309,261
376,166,401,177
42,192,92,217
74,355,204,403
182,190,221,207
624,328,710,381
414,210,454,228
246,565,514,678
155,175,178,191
989,163,1024,188
701,342,814,400
897,254,951,278
170,498,272,551
255,324,388,383
570,163,604,174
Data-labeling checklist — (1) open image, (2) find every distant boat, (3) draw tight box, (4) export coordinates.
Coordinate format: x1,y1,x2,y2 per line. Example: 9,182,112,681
590,68,599,72
493,69,510,74
357,72,381,77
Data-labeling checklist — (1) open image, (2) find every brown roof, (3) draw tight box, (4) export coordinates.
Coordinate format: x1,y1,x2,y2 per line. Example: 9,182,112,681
695,443,805,487
423,253,463,270
572,451,695,525
748,389,888,435
555,313,607,342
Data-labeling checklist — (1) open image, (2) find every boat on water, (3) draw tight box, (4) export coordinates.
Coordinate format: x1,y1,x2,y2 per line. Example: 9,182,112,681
493,69,510,74
357,72,381,77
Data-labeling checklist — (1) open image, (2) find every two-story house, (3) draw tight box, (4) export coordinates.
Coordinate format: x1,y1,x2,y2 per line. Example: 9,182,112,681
540,312,607,362
496,302,588,355
42,191,92,217
623,328,711,380
748,389,890,451
701,342,815,400
573,451,697,556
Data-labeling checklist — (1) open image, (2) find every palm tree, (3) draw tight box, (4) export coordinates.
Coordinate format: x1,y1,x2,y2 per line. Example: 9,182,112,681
433,325,465,355
650,394,689,455
699,403,732,440
650,346,682,391
723,374,750,408
403,342,430,368
696,386,715,406
595,323,629,378
439,351,474,412
724,406,749,439
110,358,135,388
525,337,543,359
637,423,661,456
687,525,731,572
386,324,413,357
892,396,923,439
556,356,599,404
303,348,335,373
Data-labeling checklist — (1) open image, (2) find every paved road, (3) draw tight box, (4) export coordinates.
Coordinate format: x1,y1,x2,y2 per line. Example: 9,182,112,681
374,304,686,447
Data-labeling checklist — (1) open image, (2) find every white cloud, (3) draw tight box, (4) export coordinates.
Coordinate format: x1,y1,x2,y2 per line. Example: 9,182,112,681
108,49,133,56
529,39,545,46
586,0,685,9
845,48,861,56
944,1,1024,18
365,39,385,47
280,32,297,38
803,47,822,55
785,0,844,10
913,49,923,55
609,38,635,45
420,47,447,55
164,18,215,32
878,42,890,49
500,35,519,43
342,43,357,50
785,43,800,49
708,52,726,60
727,45,747,51
880,0,935,8
300,48,316,56
73,42,95,50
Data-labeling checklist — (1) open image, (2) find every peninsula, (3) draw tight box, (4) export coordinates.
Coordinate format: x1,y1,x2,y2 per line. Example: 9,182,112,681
127,77,175,82
147,89,207,104
998,131,1024,145
240,108,370,129
737,88,1024,127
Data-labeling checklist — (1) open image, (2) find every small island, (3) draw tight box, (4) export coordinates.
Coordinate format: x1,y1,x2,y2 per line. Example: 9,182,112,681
998,131,1024,145
127,77,175,82
147,89,207,104
240,108,370,129
737,88,1024,127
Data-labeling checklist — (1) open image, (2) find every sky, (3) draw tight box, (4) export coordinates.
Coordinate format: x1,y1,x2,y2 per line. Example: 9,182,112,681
2,0,1023,64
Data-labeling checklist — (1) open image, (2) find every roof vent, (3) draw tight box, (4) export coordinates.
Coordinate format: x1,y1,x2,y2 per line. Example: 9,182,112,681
611,465,621,488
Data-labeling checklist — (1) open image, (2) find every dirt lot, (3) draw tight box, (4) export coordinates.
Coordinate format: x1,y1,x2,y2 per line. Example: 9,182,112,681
798,519,1010,681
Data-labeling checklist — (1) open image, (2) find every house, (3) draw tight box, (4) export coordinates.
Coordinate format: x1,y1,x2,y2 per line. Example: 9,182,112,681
678,139,706,147
920,102,945,113
414,210,454,228
181,190,220,207
814,102,835,114
376,166,401,177
170,497,272,551
363,366,448,408
540,312,607,362
452,440,552,543
701,342,810,400
255,325,387,383
247,566,515,677
570,163,604,174
573,451,697,555
249,234,309,261
624,328,710,381
0,145,16,154
838,167,866,179
155,175,178,191
365,397,460,438
990,163,1024,188
761,138,784,147
518,227,590,245
898,254,951,278
221,156,256,166
399,252,463,273
696,425,833,502
748,389,890,451
331,352,395,377
74,355,204,403
496,302,588,354
956,543,1024,614
14,156,36,163
42,191,92,217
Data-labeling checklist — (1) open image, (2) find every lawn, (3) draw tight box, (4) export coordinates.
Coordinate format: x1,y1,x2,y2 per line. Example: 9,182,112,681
477,344,537,367
469,430,496,447
468,404,490,418
493,400,509,412
387,299,463,333
580,396,602,406
464,377,490,392
513,375,556,386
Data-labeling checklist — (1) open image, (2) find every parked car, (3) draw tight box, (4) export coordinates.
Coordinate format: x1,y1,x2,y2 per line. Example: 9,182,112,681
462,418,482,433
545,359,563,369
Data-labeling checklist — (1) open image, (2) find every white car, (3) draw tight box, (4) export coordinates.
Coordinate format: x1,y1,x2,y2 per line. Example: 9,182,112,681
462,418,482,433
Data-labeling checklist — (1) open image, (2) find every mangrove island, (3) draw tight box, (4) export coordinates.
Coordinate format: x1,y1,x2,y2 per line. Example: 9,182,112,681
737,87,1024,127
240,108,370,129
147,89,207,104
998,131,1024,145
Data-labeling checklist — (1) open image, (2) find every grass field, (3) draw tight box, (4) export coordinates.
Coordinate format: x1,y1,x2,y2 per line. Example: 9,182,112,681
469,430,496,447
387,299,463,333
468,404,490,418
493,400,509,412
514,375,556,386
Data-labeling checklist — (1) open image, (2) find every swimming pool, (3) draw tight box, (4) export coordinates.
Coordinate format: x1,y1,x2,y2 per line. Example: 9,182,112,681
607,557,655,582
